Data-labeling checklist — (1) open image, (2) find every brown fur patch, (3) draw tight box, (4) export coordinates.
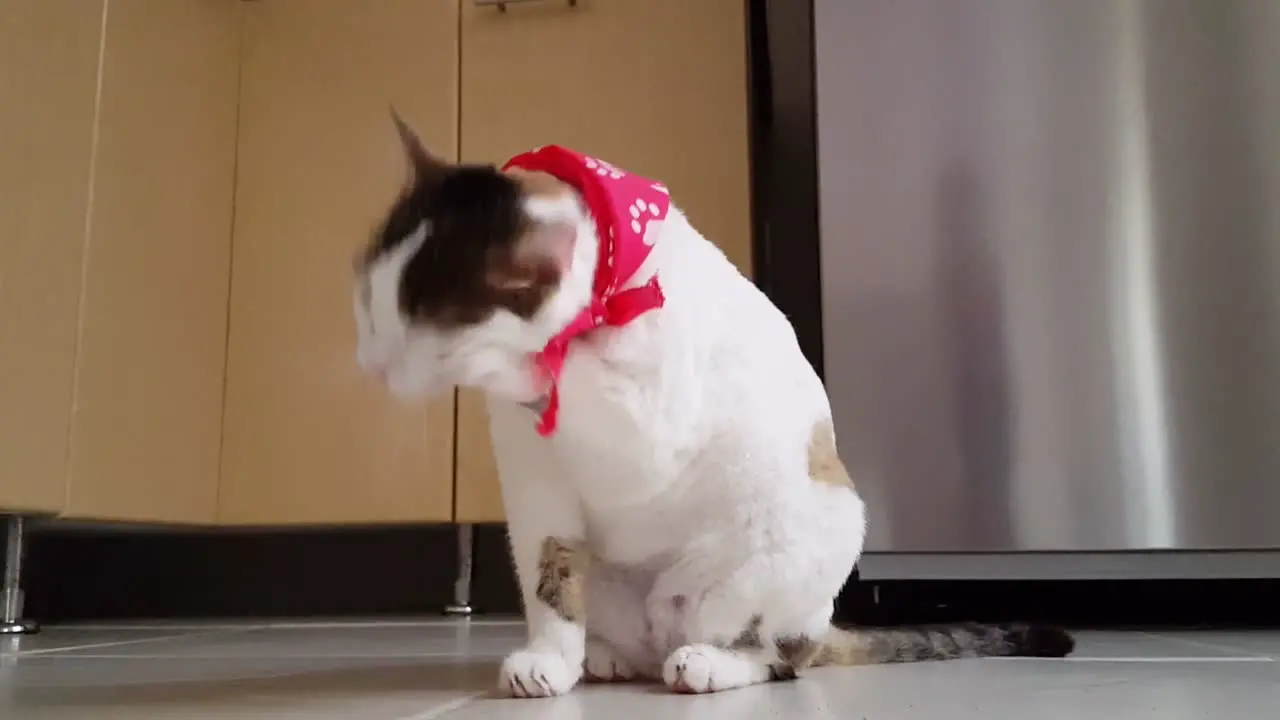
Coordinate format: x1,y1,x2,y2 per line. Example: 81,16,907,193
728,615,802,683
767,664,799,682
363,119,574,331
808,419,854,489
728,614,766,650
535,536,589,624
775,635,828,669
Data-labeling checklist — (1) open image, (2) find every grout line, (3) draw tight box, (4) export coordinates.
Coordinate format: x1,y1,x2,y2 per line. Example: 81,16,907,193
250,619,523,630
1061,656,1275,663
33,652,509,660
1139,630,1274,660
45,624,259,632
38,651,1277,663
15,628,255,657
51,618,525,631
394,692,488,720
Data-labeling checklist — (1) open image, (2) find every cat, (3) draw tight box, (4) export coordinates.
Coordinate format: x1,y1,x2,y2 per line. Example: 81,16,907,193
352,114,1075,698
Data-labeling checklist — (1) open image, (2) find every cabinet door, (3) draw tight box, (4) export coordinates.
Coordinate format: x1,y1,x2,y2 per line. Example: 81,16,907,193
60,0,241,523
220,0,459,525
0,1,105,514
454,0,752,522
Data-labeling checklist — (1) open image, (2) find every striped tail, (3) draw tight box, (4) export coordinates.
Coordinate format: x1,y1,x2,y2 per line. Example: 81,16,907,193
785,623,1074,668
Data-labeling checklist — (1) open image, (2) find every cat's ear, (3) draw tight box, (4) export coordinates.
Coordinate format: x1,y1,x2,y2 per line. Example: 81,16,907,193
390,107,445,186
522,220,578,280
491,221,577,291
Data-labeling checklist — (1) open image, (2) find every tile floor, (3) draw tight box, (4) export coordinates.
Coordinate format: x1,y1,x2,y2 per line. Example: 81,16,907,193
1,620,1277,719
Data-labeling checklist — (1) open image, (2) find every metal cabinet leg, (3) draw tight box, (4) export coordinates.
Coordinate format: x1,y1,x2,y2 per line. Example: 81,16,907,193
1,515,40,635
444,523,474,617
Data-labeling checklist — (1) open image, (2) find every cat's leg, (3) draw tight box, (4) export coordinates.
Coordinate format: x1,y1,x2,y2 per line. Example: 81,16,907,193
651,503,862,693
653,582,821,695
584,637,635,684
661,616,790,694
650,442,867,694
662,599,839,693
583,564,662,683
656,595,834,694
644,543,779,693
489,400,587,698
532,538,666,684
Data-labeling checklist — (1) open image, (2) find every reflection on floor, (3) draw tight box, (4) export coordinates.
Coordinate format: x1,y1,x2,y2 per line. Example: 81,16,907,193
2,620,1278,719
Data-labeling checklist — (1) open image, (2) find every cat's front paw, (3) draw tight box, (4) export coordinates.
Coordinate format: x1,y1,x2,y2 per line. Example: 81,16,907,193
499,649,582,698
583,638,637,683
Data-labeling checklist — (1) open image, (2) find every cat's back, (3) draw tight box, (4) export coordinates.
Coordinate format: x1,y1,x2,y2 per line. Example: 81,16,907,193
575,205,819,402
660,209,827,412
557,208,830,474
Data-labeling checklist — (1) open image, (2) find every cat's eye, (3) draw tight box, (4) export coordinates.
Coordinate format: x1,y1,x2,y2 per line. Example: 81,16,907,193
506,286,542,310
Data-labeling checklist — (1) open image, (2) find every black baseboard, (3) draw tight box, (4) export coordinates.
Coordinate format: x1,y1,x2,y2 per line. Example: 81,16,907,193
11,524,1277,628
471,524,522,615
839,578,1280,629
21,524,522,622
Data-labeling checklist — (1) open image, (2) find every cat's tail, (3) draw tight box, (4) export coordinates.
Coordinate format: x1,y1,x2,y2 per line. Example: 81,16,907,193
788,623,1075,668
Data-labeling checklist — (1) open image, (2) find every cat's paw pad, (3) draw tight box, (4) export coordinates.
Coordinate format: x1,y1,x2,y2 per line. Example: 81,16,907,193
584,639,636,683
499,649,581,698
663,644,746,694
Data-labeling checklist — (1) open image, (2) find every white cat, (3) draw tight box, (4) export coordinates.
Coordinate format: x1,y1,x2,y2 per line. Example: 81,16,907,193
353,115,1074,698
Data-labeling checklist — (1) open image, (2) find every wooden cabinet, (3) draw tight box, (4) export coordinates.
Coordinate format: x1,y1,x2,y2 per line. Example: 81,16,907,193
2,0,752,527
455,390,504,523
0,0,105,515
218,0,459,525
61,0,241,523
1,0,239,522
453,0,753,522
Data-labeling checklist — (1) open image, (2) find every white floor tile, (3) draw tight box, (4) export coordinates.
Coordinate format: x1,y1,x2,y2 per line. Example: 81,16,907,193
5,622,1279,719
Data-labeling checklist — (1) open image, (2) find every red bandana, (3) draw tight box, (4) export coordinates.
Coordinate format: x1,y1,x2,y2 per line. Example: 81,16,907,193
502,145,670,436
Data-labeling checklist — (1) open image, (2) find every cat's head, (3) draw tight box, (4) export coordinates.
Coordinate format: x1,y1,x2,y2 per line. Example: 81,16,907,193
352,113,595,401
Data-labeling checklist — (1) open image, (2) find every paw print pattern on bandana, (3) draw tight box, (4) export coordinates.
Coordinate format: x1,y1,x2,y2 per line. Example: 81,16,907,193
584,157,625,180
641,219,664,248
500,143,669,304
628,198,662,235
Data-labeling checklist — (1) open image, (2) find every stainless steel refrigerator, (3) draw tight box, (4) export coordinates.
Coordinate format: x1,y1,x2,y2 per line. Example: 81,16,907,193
814,0,1280,579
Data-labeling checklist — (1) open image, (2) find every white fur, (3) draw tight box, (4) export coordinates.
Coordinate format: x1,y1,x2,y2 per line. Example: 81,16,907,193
355,194,867,697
